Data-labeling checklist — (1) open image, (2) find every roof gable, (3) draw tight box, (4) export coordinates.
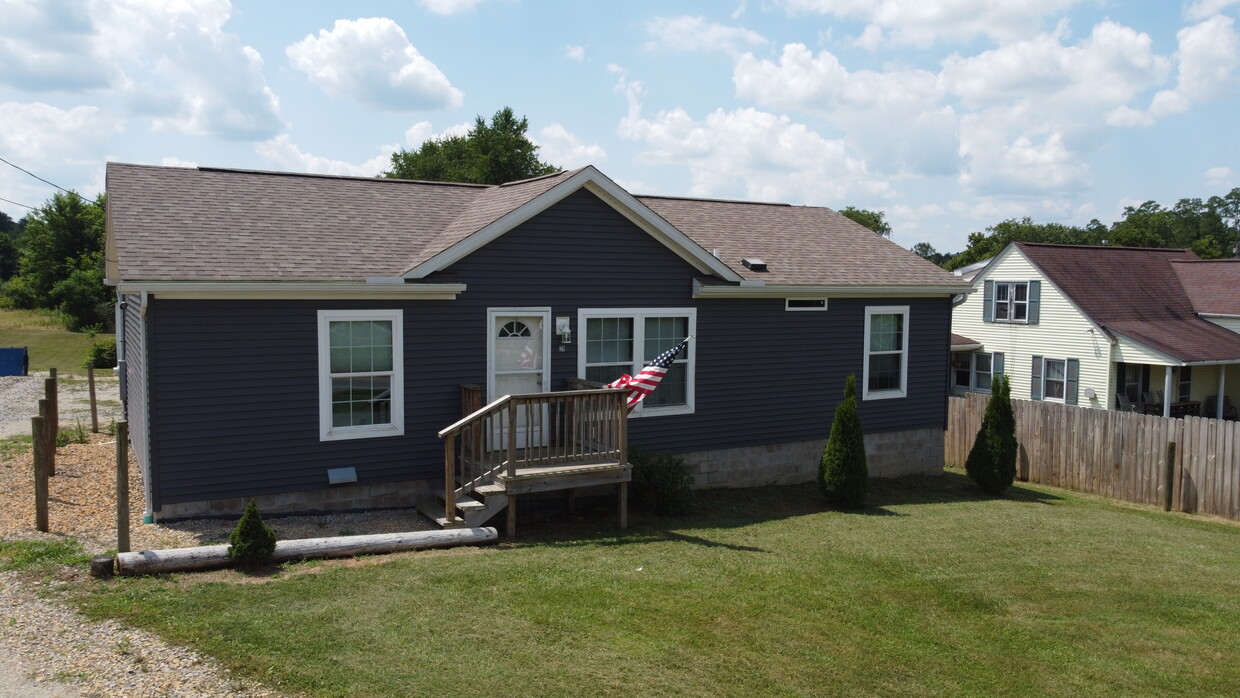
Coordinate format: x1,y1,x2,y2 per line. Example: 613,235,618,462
1170,259,1240,316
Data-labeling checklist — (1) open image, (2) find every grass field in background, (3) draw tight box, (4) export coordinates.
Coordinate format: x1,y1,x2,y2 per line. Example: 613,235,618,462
0,309,111,373
73,474,1240,697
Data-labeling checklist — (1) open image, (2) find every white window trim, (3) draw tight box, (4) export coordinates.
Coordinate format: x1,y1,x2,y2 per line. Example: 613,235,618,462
317,309,405,442
973,352,994,394
992,281,1029,324
863,305,909,401
785,298,828,311
577,307,696,417
1041,357,1067,404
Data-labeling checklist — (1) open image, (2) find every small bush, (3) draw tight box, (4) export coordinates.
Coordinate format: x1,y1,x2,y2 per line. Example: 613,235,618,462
819,374,868,509
228,498,278,566
83,336,117,370
966,374,1018,494
56,421,88,447
629,446,695,516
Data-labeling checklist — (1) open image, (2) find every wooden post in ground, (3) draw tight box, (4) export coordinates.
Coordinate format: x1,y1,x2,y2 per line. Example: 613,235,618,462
38,397,54,477
618,481,628,529
1164,441,1176,512
507,495,517,538
116,420,130,553
32,415,48,532
88,364,99,433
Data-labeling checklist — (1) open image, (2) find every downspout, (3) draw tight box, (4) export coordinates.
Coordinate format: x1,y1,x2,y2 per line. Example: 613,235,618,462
114,293,126,410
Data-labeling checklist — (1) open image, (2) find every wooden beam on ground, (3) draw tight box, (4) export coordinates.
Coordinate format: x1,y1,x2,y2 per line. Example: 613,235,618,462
115,527,499,575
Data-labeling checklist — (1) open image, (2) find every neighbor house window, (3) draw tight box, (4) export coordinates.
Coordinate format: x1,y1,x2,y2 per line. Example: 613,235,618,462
1032,355,1079,405
317,309,404,441
863,306,909,400
1043,358,1066,401
993,282,1028,322
578,308,695,416
973,353,994,392
953,352,1002,393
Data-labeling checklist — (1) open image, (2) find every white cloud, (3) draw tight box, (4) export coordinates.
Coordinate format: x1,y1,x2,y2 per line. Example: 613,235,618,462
0,102,121,215
776,0,1086,47
565,44,586,61
160,157,198,168
254,135,394,177
534,124,607,168
1148,16,1240,119
420,0,485,15
403,120,471,148
287,18,463,111
1187,0,1240,21
1205,166,1234,188
734,43,958,176
644,15,767,56
614,68,889,203
0,0,117,91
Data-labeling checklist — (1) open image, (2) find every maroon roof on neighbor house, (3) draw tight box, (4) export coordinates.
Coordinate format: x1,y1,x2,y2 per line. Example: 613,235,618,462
106,162,967,291
1015,242,1240,363
1170,259,1240,316
950,333,981,348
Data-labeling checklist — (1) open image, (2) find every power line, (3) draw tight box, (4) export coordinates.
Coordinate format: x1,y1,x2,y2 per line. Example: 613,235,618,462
0,195,35,210
0,155,74,195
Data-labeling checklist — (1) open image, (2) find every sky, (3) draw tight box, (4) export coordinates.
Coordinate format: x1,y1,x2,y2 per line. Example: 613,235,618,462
1,0,1238,254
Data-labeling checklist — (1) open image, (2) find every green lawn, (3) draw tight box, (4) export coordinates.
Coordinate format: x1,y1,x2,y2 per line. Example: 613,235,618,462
0,309,111,373
72,474,1240,697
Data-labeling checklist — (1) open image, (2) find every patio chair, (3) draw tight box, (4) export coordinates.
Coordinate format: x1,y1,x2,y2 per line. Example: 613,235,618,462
1115,392,1137,412
1204,395,1239,420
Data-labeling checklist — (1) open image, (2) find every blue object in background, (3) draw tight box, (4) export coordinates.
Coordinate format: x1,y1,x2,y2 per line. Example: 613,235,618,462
0,347,29,376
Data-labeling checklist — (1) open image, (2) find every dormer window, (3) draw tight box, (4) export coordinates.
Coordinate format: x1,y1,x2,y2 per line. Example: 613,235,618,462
994,282,1028,322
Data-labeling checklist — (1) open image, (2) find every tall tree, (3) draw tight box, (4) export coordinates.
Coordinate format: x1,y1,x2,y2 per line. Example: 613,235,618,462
0,211,21,281
910,241,955,267
384,107,559,185
839,206,892,237
1,192,110,330
946,218,1100,270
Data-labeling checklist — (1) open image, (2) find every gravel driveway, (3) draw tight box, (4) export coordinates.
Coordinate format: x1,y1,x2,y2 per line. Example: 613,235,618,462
0,372,122,441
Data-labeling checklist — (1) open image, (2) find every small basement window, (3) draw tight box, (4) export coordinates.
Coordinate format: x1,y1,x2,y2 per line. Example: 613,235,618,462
786,299,828,311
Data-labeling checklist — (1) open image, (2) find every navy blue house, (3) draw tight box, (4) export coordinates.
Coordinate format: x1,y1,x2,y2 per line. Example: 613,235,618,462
105,163,970,522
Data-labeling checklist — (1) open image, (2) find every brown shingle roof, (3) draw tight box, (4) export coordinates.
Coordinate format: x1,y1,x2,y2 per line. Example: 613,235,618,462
1016,242,1240,362
107,162,967,291
107,163,485,281
638,196,965,287
1170,259,1240,316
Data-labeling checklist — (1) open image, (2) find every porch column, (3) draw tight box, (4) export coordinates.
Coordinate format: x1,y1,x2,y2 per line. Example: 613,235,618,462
1219,366,1227,420
1163,367,1173,418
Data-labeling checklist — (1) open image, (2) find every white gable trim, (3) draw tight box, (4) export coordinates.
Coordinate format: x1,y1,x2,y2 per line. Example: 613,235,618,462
400,166,742,282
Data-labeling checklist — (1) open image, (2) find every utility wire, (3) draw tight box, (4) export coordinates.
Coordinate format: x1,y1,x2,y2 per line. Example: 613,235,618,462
0,195,35,210
0,155,74,196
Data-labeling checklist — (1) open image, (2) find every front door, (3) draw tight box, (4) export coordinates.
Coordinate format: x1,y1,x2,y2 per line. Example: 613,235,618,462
487,308,551,448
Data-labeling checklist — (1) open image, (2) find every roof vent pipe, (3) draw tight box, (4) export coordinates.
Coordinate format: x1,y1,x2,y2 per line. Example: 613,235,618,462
741,257,767,272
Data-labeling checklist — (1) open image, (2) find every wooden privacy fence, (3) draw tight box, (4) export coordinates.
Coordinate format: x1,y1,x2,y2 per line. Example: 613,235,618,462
946,394,1240,520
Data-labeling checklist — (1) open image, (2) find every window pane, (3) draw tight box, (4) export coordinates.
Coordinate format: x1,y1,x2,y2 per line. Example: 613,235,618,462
1014,303,1027,321
869,314,903,352
995,284,1010,301
586,364,626,385
330,347,350,373
1045,360,1065,382
586,318,632,364
975,354,992,373
868,353,902,391
1014,283,1027,301
645,362,686,407
644,316,687,360
331,375,393,427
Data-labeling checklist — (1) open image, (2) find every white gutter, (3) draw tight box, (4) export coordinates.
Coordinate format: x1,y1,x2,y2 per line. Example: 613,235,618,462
114,281,467,300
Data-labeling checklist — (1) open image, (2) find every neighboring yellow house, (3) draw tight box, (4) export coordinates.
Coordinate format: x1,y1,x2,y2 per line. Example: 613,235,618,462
951,242,1240,420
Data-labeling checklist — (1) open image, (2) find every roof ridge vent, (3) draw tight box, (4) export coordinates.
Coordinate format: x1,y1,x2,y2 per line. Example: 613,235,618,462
742,257,767,272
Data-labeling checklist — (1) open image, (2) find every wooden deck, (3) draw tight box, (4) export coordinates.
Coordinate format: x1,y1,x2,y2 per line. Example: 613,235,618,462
426,386,631,536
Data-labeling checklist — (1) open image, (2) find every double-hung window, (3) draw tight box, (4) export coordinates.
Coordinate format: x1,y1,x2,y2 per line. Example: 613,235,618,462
993,282,1028,322
317,309,404,441
1031,355,1078,404
863,306,909,400
578,308,695,416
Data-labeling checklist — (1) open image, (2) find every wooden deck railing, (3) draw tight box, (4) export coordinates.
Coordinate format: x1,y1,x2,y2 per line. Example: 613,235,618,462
438,386,628,523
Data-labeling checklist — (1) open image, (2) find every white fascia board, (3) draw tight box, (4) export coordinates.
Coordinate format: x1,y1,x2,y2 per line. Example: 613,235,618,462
115,281,466,300
693,281,971,298
951,342,984,352
401,166,743,282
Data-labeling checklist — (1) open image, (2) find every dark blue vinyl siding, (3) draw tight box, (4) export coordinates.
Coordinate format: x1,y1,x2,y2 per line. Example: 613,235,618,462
145,189,951,505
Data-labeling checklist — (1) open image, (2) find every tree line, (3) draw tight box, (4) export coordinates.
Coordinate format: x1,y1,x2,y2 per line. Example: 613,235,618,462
907,190,1240,270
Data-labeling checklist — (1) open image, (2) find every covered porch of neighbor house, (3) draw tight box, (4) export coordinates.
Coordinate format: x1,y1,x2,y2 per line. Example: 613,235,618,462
420,382,633,536
1114,360,1239,420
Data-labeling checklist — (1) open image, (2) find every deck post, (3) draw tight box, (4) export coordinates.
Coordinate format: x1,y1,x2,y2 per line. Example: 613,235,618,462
444,438,457,523
507,402,518,477
618,481,628,529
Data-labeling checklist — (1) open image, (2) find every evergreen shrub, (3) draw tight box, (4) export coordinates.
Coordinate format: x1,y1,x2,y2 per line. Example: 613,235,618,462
629,446,695,515
965,374,1018,494
819,374,868,509
228,498,277,566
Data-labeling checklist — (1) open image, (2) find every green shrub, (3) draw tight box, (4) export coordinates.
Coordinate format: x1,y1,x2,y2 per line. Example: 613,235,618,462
819,374,868,509
56,421,88,447
966,374,1018,494
83,336,117,369
228,499,278,566
629,446,695,516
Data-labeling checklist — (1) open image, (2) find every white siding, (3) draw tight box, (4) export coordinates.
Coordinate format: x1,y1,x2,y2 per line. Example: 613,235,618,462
1205,316,1240,334
952,246,1113,409
1113,335,1178,366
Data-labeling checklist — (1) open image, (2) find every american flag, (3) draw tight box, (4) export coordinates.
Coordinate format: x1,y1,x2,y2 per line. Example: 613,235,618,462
608,337,690,413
